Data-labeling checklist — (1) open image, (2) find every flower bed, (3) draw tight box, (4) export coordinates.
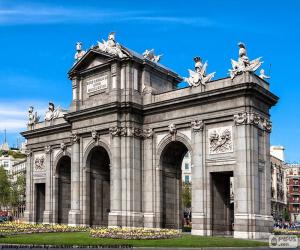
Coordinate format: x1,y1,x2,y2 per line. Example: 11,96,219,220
273,228,300,235
0,222,88,235
90,227,181,240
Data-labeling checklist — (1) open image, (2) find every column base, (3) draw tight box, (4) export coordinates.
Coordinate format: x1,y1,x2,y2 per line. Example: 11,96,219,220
234,214,273,239
191,229,212,236
23,210,32,223
68,210,81,226
43,210,53,224
108,211,122,227
234,231,271,239
143,212,155,228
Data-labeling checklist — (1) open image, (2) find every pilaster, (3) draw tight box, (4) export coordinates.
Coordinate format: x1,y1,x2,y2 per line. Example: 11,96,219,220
233,112,272,239
43,145,53,224
68,132,81,226
24,149,33,223
143,128,155,228
190,120,211,236
108,127,122,227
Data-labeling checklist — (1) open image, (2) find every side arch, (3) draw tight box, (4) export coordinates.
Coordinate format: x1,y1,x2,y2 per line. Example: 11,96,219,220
82,138,112,226
82,139,112,170
53,149,71,176
52,150,71,224
155,132,193,229
156,132,193,170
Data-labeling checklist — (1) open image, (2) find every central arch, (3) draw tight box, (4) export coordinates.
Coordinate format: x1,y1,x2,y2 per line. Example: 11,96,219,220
159,139,190,229
86,145,111,226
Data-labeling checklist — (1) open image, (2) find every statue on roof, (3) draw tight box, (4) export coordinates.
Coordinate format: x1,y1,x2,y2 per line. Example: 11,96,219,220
143,49,162,63
97,32,126,58
259,69,270,80
44,102,66,121
229,42,263,79
74,42,86,63
27,106,40,127
184,57,215,87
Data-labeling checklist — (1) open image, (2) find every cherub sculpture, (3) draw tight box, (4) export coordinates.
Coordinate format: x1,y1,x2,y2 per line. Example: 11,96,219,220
27,106,40,126
97,32,126,58
184,57,215,87
143,49,162,63
229,42,263,79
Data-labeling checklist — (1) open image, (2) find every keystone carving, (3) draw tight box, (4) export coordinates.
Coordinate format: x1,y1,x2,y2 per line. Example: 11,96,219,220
169,124,177,141
60,142,66,151
91,130,100,141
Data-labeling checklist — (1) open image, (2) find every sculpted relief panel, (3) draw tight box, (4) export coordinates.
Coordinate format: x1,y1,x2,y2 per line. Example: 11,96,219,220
208,126,233,154
34,154,45,171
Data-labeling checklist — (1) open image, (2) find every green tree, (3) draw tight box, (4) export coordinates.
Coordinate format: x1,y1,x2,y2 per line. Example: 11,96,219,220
0,165,10,207
182,182,191,209
283,208,290,221
10,173,26,208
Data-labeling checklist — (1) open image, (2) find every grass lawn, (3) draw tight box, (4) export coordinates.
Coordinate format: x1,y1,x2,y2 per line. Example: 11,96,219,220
0,232,268,248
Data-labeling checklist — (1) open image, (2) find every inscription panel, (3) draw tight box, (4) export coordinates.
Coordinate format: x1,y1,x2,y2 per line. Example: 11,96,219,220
87,75,108,93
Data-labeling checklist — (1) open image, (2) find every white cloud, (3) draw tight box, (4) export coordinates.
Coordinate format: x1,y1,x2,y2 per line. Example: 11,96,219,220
0,3,149,25
0,100,47,132
0,3,216,28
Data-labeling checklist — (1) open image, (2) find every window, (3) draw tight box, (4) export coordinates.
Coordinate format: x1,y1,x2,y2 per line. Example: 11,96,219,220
184,175,190,183
185,163,189,170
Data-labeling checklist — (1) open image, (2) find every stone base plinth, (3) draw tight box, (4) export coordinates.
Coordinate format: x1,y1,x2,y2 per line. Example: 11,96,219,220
43,210,53,224
234,231,271,239
234,214,273,239
191,229,213,236
120,212,143,227
143,213,155,228
23,210,32,223
68,210,81,226
108,211,122,227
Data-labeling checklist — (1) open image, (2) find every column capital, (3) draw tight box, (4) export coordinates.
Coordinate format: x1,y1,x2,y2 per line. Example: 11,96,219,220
233,112,272,133
109,126,121,137
71,132,80,144
143,128,154,139
191,120,204,132
44,145,52,154
25,149,33,157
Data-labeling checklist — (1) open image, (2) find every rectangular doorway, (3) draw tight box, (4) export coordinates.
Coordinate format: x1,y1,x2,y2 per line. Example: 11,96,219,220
35,183,45,223
211,171,234,236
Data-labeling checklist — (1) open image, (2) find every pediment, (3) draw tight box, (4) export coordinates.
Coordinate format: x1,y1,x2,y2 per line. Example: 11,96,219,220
68,49,115,75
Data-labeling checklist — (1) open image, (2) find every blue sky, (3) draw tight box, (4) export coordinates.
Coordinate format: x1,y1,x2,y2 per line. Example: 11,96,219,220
0,0,299,161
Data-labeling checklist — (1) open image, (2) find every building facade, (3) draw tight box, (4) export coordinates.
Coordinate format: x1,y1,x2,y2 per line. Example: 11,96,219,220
285,164,300,222
182,152,192,183
0,143,26,173
270,152,287,221
22,34,278,239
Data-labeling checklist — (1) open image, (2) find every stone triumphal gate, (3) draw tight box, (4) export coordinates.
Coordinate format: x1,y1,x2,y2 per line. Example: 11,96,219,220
22,33,278,239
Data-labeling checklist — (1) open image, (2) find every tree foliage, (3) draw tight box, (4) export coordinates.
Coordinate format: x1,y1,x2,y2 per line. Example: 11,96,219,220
182,182,191,208
0,165,10,207
0,165,26,209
